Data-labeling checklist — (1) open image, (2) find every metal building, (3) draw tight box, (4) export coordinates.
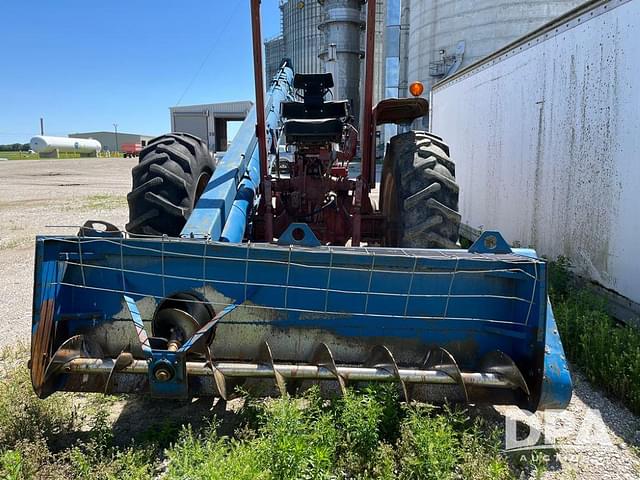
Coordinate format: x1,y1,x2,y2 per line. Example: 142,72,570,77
169,101,253,152
69,131,154,153
280,0,325,75
265,35,286,81
408,0,585,96
383,0,409,100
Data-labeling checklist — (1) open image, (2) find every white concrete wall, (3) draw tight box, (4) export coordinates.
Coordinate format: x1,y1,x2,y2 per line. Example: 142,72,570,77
431,0,640,304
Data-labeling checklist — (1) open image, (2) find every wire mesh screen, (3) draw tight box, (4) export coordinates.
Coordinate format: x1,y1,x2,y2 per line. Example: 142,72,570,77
41,229,543,328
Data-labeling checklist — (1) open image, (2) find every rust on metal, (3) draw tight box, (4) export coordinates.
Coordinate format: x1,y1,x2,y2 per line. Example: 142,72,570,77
250,0,272,241
105,351,134,393
480,350,530,396
311,342,346,396
31,299,55,398
364,345,408,401
373,98,429,126
256,341,287,396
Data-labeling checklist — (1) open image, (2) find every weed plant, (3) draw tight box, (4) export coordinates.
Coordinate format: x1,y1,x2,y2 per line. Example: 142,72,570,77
550,257,640,414
165,386,514,480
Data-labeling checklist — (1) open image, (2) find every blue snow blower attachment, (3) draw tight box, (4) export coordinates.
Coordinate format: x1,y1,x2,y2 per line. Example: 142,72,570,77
30,228,571,411
29,0,571,411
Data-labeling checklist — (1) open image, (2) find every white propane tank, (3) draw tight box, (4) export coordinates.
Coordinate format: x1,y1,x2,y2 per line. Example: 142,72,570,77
30,135,102,154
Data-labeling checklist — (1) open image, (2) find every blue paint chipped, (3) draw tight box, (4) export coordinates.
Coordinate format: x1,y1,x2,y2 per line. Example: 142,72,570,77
30,233,573,409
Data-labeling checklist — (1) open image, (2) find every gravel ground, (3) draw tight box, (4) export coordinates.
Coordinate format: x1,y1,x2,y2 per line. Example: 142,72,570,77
0,157,135,347
0,157,638,478
493,369,640,479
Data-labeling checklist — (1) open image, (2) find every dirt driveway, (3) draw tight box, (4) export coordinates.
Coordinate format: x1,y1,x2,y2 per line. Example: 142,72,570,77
0,157,135,347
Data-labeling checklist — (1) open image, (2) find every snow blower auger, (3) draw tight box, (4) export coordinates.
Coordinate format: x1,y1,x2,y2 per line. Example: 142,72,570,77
29,0,571,411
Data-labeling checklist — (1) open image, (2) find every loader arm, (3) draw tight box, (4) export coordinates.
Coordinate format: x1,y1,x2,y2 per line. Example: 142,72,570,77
181,60,294,241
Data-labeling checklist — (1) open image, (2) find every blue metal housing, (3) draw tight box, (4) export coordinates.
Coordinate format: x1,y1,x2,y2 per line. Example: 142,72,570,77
31,231,572,410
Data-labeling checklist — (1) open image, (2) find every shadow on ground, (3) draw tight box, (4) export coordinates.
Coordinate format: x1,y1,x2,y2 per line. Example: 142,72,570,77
110,395,244,447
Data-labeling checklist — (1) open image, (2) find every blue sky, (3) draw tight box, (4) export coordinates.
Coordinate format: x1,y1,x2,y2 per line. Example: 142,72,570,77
0,1,281,144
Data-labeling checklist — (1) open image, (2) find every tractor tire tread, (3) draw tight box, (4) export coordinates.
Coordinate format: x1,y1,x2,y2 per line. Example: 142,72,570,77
164,132,203,155
144,191,185,217
381,130,460,248
422,167,459,193
125,208,160,233
422,132,451,157
416,147,455,175
126,132,214,237
149,164,188,190
127,177,163,200
403,182,441,210
424,132,443,141
132,153,170,177
155,144,194,172
401,155,436,183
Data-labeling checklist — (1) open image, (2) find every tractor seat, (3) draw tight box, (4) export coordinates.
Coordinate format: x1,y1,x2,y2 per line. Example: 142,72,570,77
283,118,343,144
293,73,334,91
281,100,349,120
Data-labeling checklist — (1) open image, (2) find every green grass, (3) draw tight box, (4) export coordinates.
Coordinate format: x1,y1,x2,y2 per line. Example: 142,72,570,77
81,194,127,211
0,151,124,160
0,151,39,160
165,387,515,480
0,351,152,480
0,350,537,480
0,353,75,450
0,151,83,160
550,257,640,414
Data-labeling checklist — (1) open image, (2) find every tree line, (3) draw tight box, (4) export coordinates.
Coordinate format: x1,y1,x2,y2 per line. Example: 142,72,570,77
0,143,31,151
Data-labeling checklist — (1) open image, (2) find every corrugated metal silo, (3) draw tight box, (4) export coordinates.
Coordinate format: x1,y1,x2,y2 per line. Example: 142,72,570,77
265,35,286,81
318,0,365,124
281,0,325,75
408,0,585,95
373,0,387,106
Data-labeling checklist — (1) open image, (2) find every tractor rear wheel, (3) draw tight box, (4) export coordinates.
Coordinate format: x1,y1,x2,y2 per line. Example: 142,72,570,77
126,133,215,237
381,131,461,248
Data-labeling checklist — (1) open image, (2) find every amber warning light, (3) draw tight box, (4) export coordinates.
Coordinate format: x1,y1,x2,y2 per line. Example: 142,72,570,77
409,81,425,97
